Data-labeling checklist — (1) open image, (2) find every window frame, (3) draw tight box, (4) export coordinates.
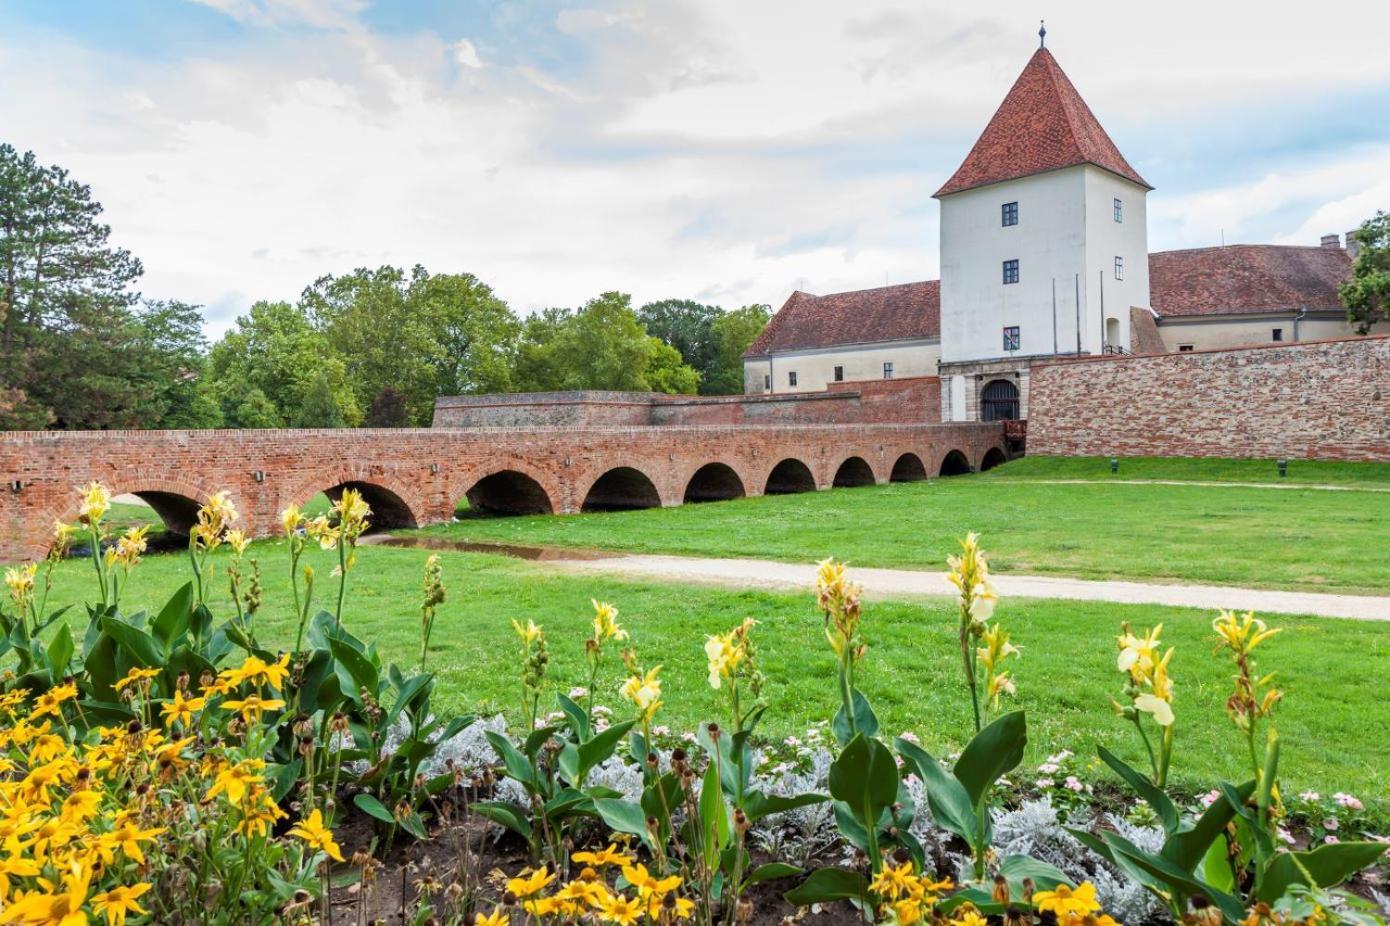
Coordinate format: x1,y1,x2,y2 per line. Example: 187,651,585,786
833,365,844,382
1272,328,1284,342
1114,198,1123,223
1001,201,1018,227
882,361,894,380
788,371,798,387
1114,255,1124,280
1178,344,1195,352
1002,259,1020,285
1002,326,1021,352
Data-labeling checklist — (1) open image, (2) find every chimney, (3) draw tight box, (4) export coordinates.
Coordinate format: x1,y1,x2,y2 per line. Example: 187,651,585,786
1346,229,1361,260
1320,233,1341,249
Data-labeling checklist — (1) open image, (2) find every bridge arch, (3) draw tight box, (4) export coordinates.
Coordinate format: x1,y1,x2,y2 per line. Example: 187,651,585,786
460,469,554,516
889,452,928,482
979,447,1008,472
50,477,219,548
281,469,423,532
938,449,972,477
832,456,876,487
764,458,816,495
683,462,745,503
582,466,662,512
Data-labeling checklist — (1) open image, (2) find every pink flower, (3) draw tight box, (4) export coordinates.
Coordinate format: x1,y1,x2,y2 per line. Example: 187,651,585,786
1200,790,1221,808
785,736,802,747
1037,763,1060,775
1064,776,1084,793
653,725,670,737
1333,792,1364,812
899,731,920,745
1299,790,1321,802
1324,835,1340,845
1277,827,1295,845
1035,778,1055,789
681,731,697,743
1322,818,1340,832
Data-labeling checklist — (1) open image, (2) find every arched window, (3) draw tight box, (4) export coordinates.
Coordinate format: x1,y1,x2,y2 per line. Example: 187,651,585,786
980,379,1020,422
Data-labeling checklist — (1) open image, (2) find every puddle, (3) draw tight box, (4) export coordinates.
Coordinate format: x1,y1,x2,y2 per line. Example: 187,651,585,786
362,534,611,561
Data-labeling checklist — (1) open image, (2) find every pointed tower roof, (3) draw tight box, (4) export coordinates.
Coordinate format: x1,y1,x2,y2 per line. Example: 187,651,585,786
934,48,1150,197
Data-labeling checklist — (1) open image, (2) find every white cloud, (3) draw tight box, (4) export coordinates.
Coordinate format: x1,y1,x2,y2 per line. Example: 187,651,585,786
1,0,1387,339
452,38,482,70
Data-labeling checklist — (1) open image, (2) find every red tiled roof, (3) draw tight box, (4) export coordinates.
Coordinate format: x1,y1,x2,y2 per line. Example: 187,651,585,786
1150,245,1351,317
743,281,939,357
934,48,1149,197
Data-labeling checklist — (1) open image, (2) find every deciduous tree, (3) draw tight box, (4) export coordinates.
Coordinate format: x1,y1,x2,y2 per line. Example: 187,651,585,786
1342,211,1390,334
705,304,771,394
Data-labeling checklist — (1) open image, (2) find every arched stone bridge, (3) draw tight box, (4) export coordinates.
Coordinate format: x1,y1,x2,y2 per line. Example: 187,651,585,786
0,421,1006,562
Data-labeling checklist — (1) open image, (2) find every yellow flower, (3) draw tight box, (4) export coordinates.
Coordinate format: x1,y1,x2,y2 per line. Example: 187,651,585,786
474,907,508,926
221,694,286,724
226,528,249,556
222,653,291,692
949,906,988,926
91,883,151,926
99,822,166,865
114,666,160,694
572,844,633,869
947,532,997,624
1033,882,1101,918
78,481,112,525
160,690,206,728
288,808,344,862
280,503,303,535
869,861,917,900
4,563,37,608
591,600,627,644
505,866,555,899
1212,610,1281,655
205,758,267,804
816,558,864,660
704,618,757,690
598,892,644,926
512,619,543,645
620,863,681,898
1117,624,1163,678
237,785,288,838
2,857,92,925
620,665,663,722
110,525,149,569
32,683,78,721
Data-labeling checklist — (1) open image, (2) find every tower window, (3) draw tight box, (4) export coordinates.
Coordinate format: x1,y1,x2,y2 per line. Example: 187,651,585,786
1003,326,1021,352
1272,328,1283,342
763,374,771,390
1114,256,1124,280
833,365,844,382
788,371,798,387
1178,344,1195,352
1001,202,1018,227
883,362,894,379
1114,198,1123,222
1002,259,1020,284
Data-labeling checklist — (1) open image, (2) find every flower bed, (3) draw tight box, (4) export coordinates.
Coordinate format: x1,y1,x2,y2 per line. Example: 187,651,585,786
0,485,1385,924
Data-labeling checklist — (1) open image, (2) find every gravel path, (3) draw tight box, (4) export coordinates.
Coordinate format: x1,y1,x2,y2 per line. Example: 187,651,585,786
550,553,1390,621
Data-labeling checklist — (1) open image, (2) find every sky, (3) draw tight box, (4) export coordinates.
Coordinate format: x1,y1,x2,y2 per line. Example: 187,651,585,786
3,0,1389,339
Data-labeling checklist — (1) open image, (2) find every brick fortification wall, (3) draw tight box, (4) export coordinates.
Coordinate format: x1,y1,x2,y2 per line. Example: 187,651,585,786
433,377,942,428
1028,336,1390,461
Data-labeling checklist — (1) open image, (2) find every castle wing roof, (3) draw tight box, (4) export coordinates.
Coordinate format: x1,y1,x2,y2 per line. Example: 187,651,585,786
1149,245,1351,317
743,281,940,357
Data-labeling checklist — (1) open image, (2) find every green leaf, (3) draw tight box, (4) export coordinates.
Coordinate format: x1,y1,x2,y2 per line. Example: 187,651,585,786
573,720,636,786
953,710,1026,809
1098,745,1179,834
329,636,378,704
1201,837,1235,893
400,811,428,840
831,688,879,746
45,623,74,681
556,693,591,741
700,757,731,858
485,731,540,789
784,868,869,906
1104,831,1245,922
472,801,533,838
1258,842,1389,904
150,582,194,648
997,855,1071,893
828,734,898,822
895,737,976,843
743,790,828,823
1162,780,1254,872
524,726,558,760
745,863,802,888
99,615,164,667
595,798,651,849
353,793,395,824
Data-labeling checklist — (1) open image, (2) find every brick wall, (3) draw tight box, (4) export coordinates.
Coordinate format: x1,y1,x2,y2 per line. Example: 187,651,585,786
432,377,943,429
1028,336,1390,461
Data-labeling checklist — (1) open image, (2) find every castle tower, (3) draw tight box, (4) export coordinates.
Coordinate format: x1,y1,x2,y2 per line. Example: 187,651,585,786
936,38,1152,422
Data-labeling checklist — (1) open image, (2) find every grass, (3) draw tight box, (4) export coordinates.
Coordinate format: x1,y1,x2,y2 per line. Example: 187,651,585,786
36,540,1390,814
409,458,1390,594
986,455,1390,486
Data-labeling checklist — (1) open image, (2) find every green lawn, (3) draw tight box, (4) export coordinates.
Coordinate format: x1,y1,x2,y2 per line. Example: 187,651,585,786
986,455,1390,486
411,458,1390,594
36,540,1390,814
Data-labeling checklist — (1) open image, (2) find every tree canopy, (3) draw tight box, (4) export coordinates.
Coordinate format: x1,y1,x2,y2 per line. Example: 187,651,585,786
1342,211,1390,334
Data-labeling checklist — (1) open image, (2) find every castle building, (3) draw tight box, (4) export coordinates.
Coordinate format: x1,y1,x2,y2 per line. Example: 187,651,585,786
742,38,1375,422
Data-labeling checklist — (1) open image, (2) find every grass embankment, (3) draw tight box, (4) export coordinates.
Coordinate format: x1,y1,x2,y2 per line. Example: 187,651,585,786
38,541,1390,811
413,458,1390,594
986,455,1390,486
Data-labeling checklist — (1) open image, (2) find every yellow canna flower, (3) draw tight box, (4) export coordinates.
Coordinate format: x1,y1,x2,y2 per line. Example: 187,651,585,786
512,619,543,645
4,563,37,609
591,600,627,644
620,665,663,722
1212,610,1281,656
280,503,303,535
78,481,112,525
288,808,344,862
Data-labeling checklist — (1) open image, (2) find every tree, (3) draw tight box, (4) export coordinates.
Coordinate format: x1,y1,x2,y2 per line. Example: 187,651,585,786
208,300,359,426
705,304,771,394
0,142,147,428
294,370,350,428
512,292,700,394
301,265,520,426
131,300,223,429
1342,212,1390,334
219,384,281,429
365,385,410,427
637,299,722,386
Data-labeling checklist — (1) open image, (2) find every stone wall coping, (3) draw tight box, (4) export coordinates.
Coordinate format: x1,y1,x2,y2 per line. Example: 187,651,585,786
1033,332,1390,369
